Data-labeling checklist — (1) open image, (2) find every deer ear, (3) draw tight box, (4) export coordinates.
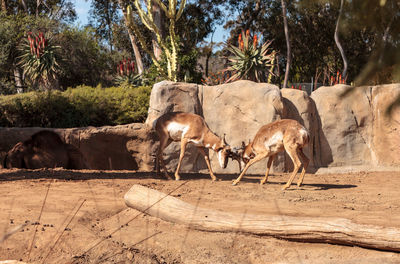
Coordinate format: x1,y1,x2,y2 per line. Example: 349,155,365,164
241,141,246,148
223,134,227,145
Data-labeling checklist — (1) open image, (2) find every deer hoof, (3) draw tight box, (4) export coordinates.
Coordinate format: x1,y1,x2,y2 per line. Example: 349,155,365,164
232,181,238,186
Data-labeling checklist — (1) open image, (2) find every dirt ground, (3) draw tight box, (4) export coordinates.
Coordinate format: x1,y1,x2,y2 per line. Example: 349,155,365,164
1,169,400,264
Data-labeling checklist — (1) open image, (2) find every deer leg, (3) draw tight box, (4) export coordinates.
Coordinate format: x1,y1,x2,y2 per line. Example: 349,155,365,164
282,145,301,190
232,153,267,186
198,147,217,181
297,148,309,187
260,155,275,185
174,139,189,181
157,137,172,180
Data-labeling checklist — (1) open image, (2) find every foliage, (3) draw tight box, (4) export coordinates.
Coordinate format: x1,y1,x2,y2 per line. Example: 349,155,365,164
0,85,151,127
56,26,115,89
125,0,187,81
225,30,276,83
114,57,142,86
18,31,61,90
3,0,77,23
0,13,60,93
176,48,203,83
88,0,120,51
201,71,231,85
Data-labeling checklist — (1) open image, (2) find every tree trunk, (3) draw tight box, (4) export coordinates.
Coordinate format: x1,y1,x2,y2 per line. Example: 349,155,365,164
152,2,162,61
13,67,23,93
105,0,113,51
281,0,291,88
1,0,7,13
118,0,144,74
125,184,400,252
36,0,40,17
20,0,28,13
334,0,348,79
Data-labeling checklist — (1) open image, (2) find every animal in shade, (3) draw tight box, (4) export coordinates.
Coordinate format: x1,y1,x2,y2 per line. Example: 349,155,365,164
3,130,87,169
154,112,232,181
232,119,310,190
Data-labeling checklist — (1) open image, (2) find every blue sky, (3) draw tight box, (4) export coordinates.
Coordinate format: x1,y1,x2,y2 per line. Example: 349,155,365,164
73,0,228,45
74,0,90,26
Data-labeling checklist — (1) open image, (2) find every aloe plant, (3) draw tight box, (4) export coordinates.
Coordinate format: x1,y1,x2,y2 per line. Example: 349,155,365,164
18,32,61,90
225,30,276,83
114,58,142,86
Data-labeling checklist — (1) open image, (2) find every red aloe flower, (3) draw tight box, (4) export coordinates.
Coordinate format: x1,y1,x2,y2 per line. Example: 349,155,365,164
119,62,123,75
246,29,250,36
253,35,258,48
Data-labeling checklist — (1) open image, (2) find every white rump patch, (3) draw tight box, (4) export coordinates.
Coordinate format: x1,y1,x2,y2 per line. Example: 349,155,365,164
264,132,284,153
300,128,308,139
167,122,189,141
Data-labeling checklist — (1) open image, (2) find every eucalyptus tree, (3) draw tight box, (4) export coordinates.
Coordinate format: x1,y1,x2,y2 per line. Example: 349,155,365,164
89,0,120,51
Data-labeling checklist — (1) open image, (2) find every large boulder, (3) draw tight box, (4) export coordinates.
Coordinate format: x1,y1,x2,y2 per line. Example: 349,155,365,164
200,80,283,174
146,81,202,127
310,85,374,167
281,88,318,171
371,84,400,166
145,81,205,174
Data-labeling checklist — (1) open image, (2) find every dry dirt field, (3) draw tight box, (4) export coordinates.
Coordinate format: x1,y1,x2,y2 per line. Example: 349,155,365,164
1,169,400,264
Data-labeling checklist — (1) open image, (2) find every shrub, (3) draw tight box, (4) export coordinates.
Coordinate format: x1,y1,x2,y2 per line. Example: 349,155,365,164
225,30,276,83
0,85,151,128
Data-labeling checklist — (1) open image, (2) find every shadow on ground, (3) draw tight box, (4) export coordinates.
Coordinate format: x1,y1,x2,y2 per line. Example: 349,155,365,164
0,169,357,190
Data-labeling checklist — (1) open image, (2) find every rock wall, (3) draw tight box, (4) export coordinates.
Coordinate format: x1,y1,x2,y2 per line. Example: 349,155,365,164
0,124,157,171
1,81,399,173
146,81,400,174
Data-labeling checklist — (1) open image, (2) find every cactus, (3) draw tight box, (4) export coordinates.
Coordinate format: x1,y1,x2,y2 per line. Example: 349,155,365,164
125,0,186,81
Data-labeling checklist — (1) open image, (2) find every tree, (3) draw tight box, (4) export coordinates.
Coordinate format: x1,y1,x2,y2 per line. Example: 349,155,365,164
89,0,120,51
281,0,291,88
122,0,187,81
334,0,348,79
56,26,114,88
118,0,144,74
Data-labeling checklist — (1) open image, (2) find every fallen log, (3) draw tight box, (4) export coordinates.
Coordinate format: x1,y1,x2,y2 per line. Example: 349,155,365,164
124,184,400,252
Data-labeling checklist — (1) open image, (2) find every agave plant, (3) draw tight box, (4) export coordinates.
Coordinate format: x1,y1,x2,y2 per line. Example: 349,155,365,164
18,32,61,90
114,58,142,86
225,30,276,83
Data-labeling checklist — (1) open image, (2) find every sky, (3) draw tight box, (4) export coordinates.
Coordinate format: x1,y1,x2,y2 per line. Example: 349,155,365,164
73,0,229,46
74,0,90,26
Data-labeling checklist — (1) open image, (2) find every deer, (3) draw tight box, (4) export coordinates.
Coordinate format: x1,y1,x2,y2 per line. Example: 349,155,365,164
154,112,232,181
231,119,310,190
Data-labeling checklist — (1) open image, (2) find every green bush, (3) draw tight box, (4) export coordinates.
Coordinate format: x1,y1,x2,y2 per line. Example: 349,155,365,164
0,85,151,128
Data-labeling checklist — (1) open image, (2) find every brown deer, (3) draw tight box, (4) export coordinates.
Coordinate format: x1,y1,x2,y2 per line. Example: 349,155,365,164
232,119,310,190
154,112,232,181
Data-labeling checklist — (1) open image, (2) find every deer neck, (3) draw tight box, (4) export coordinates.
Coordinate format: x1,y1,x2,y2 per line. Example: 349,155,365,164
203,130,223,151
